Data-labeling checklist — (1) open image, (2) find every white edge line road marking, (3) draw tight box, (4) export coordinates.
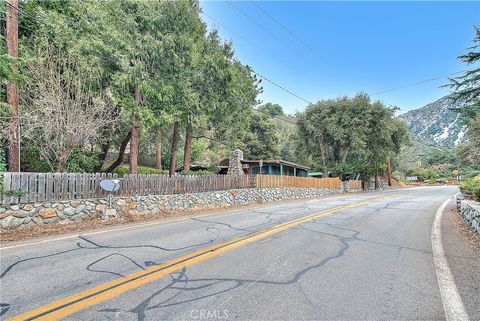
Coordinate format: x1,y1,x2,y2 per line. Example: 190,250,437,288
0,190,403,251
431,196,470,321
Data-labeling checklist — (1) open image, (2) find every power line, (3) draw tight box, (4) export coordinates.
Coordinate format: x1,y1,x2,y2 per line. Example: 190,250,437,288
224,0,322,71
249,1,328,64
253,108,297,125
202,11,295,73
371,69,475,96
249,68,314,105
202,11,323,88
5,1,40,23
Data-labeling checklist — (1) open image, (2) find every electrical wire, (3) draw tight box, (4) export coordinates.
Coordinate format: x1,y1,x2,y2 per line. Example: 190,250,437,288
370,69,475,96
224,0,322,71
201,10,308,77
249,69,314,105
249,1,328,64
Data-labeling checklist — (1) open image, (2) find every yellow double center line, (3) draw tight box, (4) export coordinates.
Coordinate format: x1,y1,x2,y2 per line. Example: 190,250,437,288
8,193,401,321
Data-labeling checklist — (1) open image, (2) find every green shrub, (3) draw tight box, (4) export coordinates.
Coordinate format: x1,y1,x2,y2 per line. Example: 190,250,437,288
22,147,51,172
112,166,129,176
406,167,438,182
463,169,480,179
112,166,169,177
65,149,100,173
460,175,480,200
0,148,6,172
180,170,215,176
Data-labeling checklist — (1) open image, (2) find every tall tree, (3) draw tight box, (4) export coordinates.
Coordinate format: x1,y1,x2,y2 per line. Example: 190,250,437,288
258,103,284,117
447,26,480,167
448,26,480,122
244,113,280,159
1,0,260,174
297,93,409,183
182,30,261,170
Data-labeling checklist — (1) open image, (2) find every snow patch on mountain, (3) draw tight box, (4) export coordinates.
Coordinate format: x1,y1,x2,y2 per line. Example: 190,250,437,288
399,96,467,148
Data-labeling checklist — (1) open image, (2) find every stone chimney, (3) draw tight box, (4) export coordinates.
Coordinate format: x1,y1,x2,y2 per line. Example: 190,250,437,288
227,149,244,176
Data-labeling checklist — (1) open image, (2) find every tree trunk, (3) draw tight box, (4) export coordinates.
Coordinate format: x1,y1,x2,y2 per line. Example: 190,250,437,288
182,121,193,171
341,145,351,164
95,139,111,172
169,122,180,176
386,158,392,186
155,130,162,169
105,130,131,173
129,88,141,174
55,147,75,172
320,144,327,178
374,172,378,190
129,119,139,174
56,157,66,173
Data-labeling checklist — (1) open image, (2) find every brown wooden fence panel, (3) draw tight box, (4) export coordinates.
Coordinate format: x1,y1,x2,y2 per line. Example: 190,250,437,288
0,172,258,204
348,180,362,190
2,173,12,205
255,174,341,189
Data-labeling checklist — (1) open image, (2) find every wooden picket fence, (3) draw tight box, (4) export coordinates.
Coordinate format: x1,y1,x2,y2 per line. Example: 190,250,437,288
348,180,362,190
1,172,119,205
0,172,255,205
256,174,341,189
116,174,254,198
1,172,350,205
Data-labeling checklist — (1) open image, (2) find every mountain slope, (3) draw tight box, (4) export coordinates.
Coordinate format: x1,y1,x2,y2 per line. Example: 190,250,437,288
399,96,467,147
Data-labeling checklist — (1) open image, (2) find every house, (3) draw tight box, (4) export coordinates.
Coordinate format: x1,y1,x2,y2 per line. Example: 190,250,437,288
219,158,309,177
308,172,325,178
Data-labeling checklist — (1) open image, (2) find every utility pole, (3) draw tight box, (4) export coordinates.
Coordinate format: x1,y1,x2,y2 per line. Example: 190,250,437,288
386,158,392,186
6,0,20,172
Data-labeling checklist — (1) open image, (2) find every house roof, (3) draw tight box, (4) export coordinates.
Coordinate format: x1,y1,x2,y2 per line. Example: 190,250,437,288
219,158,309,171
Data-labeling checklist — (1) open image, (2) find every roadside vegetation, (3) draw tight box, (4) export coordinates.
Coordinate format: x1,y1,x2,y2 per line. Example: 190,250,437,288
447,28,480,173
396,27,480,185
460,175,480,200
0,0,433,187
296,93,409,181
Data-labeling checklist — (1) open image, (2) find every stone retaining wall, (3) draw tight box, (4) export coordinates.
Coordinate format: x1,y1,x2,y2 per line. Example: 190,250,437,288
457,196,480,235
341,181,363,193
0,187,350,230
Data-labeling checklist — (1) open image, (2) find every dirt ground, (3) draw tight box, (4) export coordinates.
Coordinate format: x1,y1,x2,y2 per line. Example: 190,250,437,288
450,206,480,252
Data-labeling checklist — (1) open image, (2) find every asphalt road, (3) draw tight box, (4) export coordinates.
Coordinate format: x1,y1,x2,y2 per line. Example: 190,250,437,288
1,186,478,321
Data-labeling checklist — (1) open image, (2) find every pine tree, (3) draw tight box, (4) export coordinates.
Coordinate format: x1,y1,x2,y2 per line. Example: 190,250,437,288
448,26,480,122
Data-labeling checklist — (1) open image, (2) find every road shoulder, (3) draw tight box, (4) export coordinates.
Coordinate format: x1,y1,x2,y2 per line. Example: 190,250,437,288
441,197,480,320
0,190,385,247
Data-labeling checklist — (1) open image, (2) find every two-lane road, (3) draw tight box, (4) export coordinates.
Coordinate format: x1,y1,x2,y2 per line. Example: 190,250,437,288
1,186,478,320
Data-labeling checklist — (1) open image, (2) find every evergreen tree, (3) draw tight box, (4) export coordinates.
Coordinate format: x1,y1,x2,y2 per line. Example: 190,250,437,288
448,26,480,122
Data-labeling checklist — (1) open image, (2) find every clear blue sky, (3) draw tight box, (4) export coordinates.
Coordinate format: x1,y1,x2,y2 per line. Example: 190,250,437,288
201,1,480,114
